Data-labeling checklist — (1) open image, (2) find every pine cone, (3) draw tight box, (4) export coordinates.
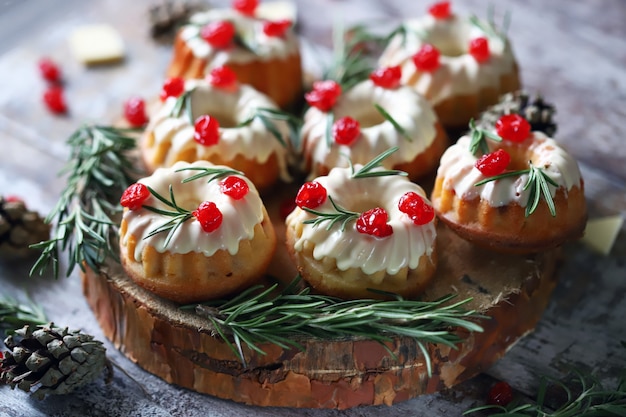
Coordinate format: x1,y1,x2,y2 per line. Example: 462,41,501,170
478,91,558,137
0,196,50,259
0,323,107,399
149,0,207,43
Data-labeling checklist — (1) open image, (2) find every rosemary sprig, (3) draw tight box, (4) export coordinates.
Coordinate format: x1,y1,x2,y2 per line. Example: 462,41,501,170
238,107,301,148
30,125,138,279
322,22,374,90
464,371,626,416
302,195,359,231
190,276,483,374
350,147,407,179
0,295,48,335
469,4,511,40
325,112,335,148
142,185,193,248
176,166,243,184
374,103,413,142
169,89,194,125
469,118,502,156
474,162,558,217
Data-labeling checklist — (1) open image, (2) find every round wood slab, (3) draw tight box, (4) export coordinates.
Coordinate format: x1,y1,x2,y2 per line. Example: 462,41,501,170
81,213,560,408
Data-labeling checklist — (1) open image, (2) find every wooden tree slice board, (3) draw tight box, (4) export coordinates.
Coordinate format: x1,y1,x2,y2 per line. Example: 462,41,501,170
81,207,560,409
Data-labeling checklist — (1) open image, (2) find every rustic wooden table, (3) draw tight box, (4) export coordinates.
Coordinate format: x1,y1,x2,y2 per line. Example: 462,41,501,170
1,0,625,415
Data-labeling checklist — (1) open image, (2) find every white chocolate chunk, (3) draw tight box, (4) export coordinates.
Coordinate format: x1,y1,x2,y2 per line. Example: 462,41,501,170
68,24,125,65
582,215,624,255
256,1,297,23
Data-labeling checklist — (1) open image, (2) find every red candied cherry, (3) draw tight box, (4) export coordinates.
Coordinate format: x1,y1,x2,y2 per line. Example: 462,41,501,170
160,77,185,101
487,381,514,406
398,192,435,225
279,197,297,219
295,181,327,209
220,176,249,200
194,115,220,146
201,21,236,49
496,114,531,143
428,1,451,19
43,85,67,114
120,183,150,210
412,44,441,72
193,201,223,233
208,65,238,89
475,149,511,176
469,37,490,63
232,0,258,16
5,195,23,203
304,80,342,112
333,116,361,146
370,66,402,89
123,97,149,127
356,207,393,238
263,19,292,38
38,57,62,83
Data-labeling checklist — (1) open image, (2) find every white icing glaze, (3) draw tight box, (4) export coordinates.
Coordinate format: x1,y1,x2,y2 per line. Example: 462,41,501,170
300,79,439,179
437,132,583,208
180,7,299,67
378,14,516,104
286,166,437,277
147,79,291,181
122,161,265,260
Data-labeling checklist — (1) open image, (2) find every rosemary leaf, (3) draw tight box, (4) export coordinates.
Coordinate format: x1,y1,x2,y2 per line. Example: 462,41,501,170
177,166,243,184
325,112,335,148
30,125,138,279
468,118,502,156
302,195,359,231
142,185,194,248
189,276,484,376
0,295,48,334
351,147,407,179
374,104,413,142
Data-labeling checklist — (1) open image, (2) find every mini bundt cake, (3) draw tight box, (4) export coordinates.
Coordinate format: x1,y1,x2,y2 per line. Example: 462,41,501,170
300,69,448,182
285,158,438,299
119,160,277,303
378,1,521,129
142,73,292,191
431,114,586,253
167,0,303,109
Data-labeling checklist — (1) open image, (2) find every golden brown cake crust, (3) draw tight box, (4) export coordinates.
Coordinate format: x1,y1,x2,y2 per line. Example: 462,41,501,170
120,209,277,303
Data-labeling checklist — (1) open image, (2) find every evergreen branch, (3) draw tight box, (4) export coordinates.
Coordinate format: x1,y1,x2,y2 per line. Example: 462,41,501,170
176,166,243,184
351,147,407,179
325,112,335,148
302,195,359,231
190,276,484,375
30,125,138,279
473,162,558,217
464,371,626,416
0,295,48,335
374,104,413,142
469,118,502,156
322,22,374,90
143,185,193,248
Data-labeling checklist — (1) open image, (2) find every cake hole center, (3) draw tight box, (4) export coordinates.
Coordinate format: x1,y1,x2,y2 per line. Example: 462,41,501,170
177,197,203,212
351,106,386,128
192,109,239,128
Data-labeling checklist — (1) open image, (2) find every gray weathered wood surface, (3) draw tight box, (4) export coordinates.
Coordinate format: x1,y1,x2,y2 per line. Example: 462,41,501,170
1,0,625,415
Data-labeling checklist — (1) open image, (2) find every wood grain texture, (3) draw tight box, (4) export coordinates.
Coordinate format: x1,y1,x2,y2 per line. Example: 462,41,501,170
0,0,625,416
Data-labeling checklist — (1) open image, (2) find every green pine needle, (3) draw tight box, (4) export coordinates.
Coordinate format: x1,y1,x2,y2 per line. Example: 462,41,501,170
351,147,407,179
302,195,359,231
238,107,302,148
469,118,503,156
169,89,194,125
30,125,139,279
142,185,193,249
374,104,413,142
177,166,244,184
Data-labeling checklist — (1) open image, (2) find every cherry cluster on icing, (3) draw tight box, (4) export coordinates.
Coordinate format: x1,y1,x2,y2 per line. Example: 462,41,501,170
370,66,402,89
474,115,532,176
294,181,434,238
124,97,149,127
202,21,236,48
304,80,342,111
333,116,361,146
194,116,221,146
232,0,258,16
160,77,185,101
120,175,250,234
207,66,238,89
413,1,493,71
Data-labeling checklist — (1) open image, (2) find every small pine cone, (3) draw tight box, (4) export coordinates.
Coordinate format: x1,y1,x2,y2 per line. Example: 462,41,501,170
149,0,207,43
0,196,50,259
0,323,107,399
478,90,558,137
